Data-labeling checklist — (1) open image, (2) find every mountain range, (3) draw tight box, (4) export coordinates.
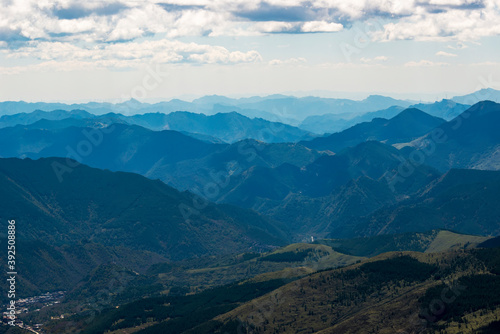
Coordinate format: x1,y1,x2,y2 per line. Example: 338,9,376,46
0,157,286,260
1,92,500,333
300,108,446,152
0,110,313,143
404,100,500,171
0,94,414,122
298,99,471,135
1,101,499,241
351,168,500,238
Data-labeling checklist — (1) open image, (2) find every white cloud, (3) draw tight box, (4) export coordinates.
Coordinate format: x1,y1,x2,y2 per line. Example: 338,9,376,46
1,39,263,73
253,21,295,33
405,60,450,67
188,48,262,63
1,0,494,46
372,2,500,42
268,57,307,65
436,51,458,57
301,21,343,33
360,56,388,63
0,0,499,68
447,41,468,49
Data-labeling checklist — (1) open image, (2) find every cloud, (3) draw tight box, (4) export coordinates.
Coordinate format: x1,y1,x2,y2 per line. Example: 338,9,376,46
0,0,499,66
405,60,450,67
234,2,314,22
447,41,468,49
253,21,295,33
436,51,458,57
360,56,388,63
301,21,343,32
268,57,307,65
372,1,500,41
1,39,263,73
187,48,262,63
52,2,128,20
250,20,343,34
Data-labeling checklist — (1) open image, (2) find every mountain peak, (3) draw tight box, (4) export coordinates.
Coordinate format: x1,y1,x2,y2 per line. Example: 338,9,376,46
391,107,435,120
386,108,445,129
452,88,500,104
464,100,500,118
363,95,400,103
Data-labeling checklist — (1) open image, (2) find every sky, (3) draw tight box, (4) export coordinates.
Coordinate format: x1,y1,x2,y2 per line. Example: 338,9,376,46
0,0,499,102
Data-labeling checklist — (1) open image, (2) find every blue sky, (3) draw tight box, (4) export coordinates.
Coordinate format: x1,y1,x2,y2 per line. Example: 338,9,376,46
0,0,499,102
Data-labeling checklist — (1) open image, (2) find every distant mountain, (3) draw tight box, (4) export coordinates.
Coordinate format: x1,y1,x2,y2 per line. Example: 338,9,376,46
210,103,298,125
409,99,470,120
0,94,413,123
0,110,314,143
126,111,314,143
0,157,287,259
215,141,440,236
351,105,406,123
298,112,365,134
147,139,322,192
0,109,95,128
452,88,500,104
0,122,323,195
235,95,411,122
351,169,500,237
262,175,400,237
0,123,223,175
300,99,471,135
0,99,203,116
300,108,445,152
406,101,500,171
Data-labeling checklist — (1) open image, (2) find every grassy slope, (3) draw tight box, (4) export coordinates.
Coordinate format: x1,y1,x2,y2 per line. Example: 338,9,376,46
155,243,363,292
214,249,499,333
425,230,490,253
51,233,500,334
317,230,491,257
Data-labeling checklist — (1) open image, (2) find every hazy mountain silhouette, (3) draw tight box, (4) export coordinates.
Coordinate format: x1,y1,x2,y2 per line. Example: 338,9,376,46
301,108,445,152
406,101,500,171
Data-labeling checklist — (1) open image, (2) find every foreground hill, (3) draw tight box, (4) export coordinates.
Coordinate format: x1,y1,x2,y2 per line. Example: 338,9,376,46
317,229,490,257
51,243,500,333
0,239,165,302
0,157,287,259
301,108,445,152
212,249,500,334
